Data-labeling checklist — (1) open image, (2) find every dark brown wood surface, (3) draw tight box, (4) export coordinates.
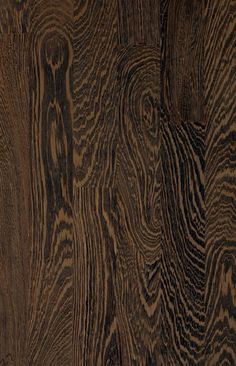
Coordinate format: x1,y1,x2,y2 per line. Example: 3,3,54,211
0,1,235,365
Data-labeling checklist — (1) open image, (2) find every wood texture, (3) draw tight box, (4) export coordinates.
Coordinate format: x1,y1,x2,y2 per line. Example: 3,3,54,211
205,1,236,364
73,0,118,187
117,0,160,46
0,34,30,366
115,44,161,365
160,1,205,364
73,188,120,364
0,1,235,365
0,1,29,33
27,1,74,364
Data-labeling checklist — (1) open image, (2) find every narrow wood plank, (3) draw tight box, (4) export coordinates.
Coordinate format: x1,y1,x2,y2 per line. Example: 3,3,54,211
73,0,118,187
0,34,30,365
160,0,205,364
73,188,120,365
116,1,161,363
115,43,161,363
26,2,74,364
204,1,236,364
118,0,160,46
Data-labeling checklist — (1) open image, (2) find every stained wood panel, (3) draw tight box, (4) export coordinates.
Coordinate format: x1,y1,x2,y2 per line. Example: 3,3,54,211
0,1,235,365
73,188,120,365
26,1,74,364
116,1,161,364
0,35,30,365
73,0,118,187
160,0,205,364
115,45,161,365
204,0,236,364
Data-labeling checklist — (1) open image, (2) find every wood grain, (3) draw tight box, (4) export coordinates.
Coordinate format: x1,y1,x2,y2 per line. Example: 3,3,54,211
204,0,236,364
26,1,74,364
160,0,205,364
73,188,120,365
115,44,161,365
73,0,118,187
0,1,235,365
0,0,29,33
114,1,161,364
0,34,30,365
118,0,160,46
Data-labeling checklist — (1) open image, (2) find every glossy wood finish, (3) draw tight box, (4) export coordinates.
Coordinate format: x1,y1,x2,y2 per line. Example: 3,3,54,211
0,1,235,365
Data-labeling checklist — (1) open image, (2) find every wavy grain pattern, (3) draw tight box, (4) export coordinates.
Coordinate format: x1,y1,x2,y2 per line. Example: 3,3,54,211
73,188,120,365
0,1,235,365
160,0,205,364
73,0,118,187
117,45,161,259
115,26,161,366
27,2,74,365
205,0,236,364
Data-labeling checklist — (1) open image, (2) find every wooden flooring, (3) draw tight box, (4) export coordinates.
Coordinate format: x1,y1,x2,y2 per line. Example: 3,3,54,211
0,1,235,365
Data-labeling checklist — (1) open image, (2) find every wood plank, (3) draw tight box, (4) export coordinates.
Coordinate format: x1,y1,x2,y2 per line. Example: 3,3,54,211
73,188,120,365
116,22,161,366
204,0,236,364
26,2,74,364
73,0,118,187
0,34,30,365
160,0,205,364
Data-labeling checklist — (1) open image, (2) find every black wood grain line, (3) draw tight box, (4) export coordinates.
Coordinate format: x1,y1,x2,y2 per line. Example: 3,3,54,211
160,0,205,364
73,188,120,365
73,0,118,188
118,0,160,46
0,34,30,365
114,44,161,365
204,1,236,364
27,2,74,365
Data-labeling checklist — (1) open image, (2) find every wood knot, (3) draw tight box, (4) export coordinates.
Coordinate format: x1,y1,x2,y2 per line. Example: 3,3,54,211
43,33,69,70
